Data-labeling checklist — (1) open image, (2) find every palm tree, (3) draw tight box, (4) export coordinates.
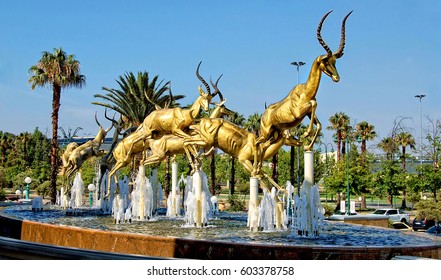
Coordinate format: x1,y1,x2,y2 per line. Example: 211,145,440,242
327,112,350,161
93,71,184,128
395,131,416,209
355,121,377,161
226,111,245,195
377,137,398,161
29,47,85,204
395,132,416,171
244,112,261,136
94,71,184,198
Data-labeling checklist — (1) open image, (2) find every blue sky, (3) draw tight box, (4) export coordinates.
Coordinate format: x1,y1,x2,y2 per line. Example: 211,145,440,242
0,1,440,154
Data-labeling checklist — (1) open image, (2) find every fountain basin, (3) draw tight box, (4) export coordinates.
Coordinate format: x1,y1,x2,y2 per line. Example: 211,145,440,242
1,205,441,260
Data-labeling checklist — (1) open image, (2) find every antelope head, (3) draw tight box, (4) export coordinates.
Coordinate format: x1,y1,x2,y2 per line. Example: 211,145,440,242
210,75,234,118
196,61,217,111
317,10,352,82
95,110,114,141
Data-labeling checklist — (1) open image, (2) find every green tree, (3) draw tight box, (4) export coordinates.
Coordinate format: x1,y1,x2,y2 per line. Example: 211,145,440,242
395,132,416,171
327,112,350,161
225,112,245,194
375,160,402,207
355,121,377,161
424,117,441,169
93,71,184,128
377,137,398,161
414,200,441,224
0,131,15,165
417,164,441,202
29,47,86,204
244,112,261,135
0,166,7,189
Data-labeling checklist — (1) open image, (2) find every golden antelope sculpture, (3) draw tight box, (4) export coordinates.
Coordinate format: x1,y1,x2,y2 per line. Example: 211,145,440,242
63,112,114,180
184,118,300,191
142,80,233,167
105,78,231,197
255,10,352,173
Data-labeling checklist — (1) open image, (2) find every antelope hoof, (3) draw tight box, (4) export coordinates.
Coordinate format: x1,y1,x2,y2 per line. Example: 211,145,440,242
304,143,313,151
302,131,311,138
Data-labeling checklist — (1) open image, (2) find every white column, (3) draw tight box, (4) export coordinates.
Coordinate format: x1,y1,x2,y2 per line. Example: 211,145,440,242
193,170,203,227
248,177,259,232
304,150,314,234
171,161,178,216
138,166,146,220
275,200,283,229
151,168,158,213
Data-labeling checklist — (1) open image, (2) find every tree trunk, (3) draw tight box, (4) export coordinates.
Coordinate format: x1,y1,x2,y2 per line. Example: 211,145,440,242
341,138,346,158
210,152,216,195
361,195,367,210
50,85,61,204
164,155,170,199
272,153,278,184
335,193,341,212
361,140,366,162
336,133,341,161
401,146,406,171
229,156,235,195
401,190,407,209
290,146,295,185
388,194,393,208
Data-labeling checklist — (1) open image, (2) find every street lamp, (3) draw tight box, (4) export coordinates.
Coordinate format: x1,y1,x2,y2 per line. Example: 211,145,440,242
88,184,96,206
290,61,306,195
291,61,306,85
415,94,426,168
24,177,32,200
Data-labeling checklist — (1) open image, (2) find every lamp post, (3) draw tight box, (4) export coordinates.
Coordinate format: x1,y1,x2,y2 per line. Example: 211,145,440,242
24,177,32,200
290,61,306,195
88,184,96,206
415,94,426,169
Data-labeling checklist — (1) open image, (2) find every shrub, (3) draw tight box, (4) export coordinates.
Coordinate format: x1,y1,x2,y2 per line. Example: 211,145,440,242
227,194,246,212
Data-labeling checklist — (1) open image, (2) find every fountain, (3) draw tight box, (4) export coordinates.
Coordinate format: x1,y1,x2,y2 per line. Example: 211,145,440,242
2,11,441,260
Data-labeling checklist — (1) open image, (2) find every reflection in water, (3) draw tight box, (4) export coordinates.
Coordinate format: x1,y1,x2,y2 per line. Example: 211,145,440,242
2,205,438,247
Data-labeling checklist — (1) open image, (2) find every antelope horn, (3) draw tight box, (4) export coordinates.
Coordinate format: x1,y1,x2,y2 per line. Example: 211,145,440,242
210,74,223,99
103,109,116,133
196,61,211,96
317,10,333,56
144,89,162,110
165,82,173,108
94,111,102,128
334,10,353,58
104,108,119,128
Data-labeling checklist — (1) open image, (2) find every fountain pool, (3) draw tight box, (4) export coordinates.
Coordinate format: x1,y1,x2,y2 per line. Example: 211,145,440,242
2,205,438,248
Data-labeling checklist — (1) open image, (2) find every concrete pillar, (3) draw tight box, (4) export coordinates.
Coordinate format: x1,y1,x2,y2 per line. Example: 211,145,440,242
171,161,178,216
304,150,314,234
248,177,259,232
138,166,146,220
193,170,203,227
275,200,284,229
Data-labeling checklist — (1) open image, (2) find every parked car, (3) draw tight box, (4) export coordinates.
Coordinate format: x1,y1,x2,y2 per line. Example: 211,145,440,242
371,208,410,223
412,218,435,231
